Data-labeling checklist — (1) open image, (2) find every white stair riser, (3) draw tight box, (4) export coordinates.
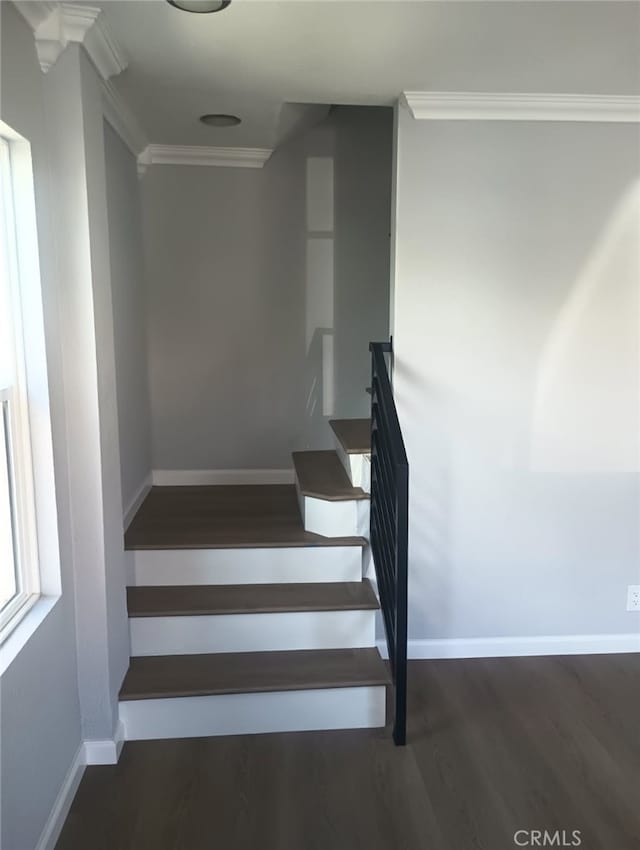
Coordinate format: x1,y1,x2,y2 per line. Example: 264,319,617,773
300,494,370,538
133,546,363,586
119,686,386,741
130,609,376,656
333,437,371,494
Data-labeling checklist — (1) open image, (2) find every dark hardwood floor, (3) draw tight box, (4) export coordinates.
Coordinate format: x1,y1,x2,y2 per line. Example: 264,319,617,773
125,484,366,550
56,654,640,850
292,451,369,501
126,580,379,617
329,418,371,454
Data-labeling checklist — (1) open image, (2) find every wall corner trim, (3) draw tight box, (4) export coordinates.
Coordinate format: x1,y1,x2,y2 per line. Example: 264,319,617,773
377,633,640,660
12,1,128,78
401,91,640,123
137,144,274,170
34,744,85,850
123,473,153,531
83,721,125,766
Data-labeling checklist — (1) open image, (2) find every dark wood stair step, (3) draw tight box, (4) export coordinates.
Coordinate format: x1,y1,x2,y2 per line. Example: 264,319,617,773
329,419,371,454
293,451,368,502
127,580,379,618
125,484,366,550
119,647,390,701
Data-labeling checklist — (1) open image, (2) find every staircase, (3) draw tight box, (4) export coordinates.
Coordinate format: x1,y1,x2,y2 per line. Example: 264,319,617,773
119,418,389,741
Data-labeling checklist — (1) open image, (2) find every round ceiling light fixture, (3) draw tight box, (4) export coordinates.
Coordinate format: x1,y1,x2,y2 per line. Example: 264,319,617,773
167,1,231,13
200,113,241,127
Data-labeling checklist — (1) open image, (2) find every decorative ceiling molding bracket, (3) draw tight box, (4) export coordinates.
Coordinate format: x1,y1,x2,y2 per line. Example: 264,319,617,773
13,1,127,79
401,92,640,123
137,145,274,172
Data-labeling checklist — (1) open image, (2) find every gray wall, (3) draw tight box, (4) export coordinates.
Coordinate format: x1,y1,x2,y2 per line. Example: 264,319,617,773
1,7,136,846
393,106,640,640
333,108,392,417
141,106,391,471
104,121,152,512
1,6,82,849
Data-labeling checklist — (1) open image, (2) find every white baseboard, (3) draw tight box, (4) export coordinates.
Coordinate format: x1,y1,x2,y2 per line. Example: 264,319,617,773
123,473,152,530
377,632,640,659
35,744,85,850
152,468,294,486
83,720,125,765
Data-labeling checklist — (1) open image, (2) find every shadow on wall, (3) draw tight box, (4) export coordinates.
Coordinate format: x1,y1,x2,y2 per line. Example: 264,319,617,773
303,152,336,449
304,326,335,445
531,179,640,473
394,357,455,638
298,107,392,452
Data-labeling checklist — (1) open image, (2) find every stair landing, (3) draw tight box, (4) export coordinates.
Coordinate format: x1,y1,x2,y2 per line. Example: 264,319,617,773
125,484,365,549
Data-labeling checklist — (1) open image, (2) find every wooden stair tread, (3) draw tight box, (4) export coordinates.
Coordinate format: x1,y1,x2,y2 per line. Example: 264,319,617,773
293,451,369,501
119,647,390,701
329,419,371,454
127,581,379,617
125,484,366,550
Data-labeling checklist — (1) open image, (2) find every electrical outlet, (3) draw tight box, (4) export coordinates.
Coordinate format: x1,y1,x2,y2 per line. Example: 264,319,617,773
627,585,640,612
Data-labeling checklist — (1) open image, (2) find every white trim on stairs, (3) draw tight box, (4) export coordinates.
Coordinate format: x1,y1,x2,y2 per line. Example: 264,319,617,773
152,468,295,486
130,609,376,656
123,472,152,530
35,744,85,850
133,546,363,586
119,686,386,741
401,91,640,123
377,632,640,659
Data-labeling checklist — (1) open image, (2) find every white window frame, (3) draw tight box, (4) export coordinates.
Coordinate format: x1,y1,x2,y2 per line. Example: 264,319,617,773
0,132,41,642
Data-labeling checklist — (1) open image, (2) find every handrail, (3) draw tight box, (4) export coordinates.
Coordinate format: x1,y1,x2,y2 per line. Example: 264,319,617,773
369,340,409,746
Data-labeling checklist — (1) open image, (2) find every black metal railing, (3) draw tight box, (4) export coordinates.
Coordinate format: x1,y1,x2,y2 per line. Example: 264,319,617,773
369,340,409,746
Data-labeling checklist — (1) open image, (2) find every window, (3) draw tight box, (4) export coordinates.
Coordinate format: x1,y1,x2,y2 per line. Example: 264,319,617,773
0,133,40,641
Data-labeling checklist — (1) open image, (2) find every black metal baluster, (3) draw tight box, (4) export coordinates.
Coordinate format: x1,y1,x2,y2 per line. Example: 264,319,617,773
369,340,409,746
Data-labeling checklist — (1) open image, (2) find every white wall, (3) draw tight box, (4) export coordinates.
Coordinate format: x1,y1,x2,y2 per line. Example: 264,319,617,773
0,6,82,849
1,6,132,847
141,107,391,471
103,121,152,516
40,43,129,743
333,108,392,417
393,105,640,642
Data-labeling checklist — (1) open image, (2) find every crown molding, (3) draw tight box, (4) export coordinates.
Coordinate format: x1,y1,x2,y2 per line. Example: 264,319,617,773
78,7,128,79
138,145,274,171
401,92,640,123
102,80,148,157
12,1,127,79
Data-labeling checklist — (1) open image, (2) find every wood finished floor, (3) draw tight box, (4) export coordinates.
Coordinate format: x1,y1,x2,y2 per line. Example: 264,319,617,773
126,580,379,617
292,451,368,501
330,418,371,454
56,654,640,850
125,485,366,550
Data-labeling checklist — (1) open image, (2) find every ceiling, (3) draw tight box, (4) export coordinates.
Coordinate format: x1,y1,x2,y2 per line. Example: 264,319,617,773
92,0,640,149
